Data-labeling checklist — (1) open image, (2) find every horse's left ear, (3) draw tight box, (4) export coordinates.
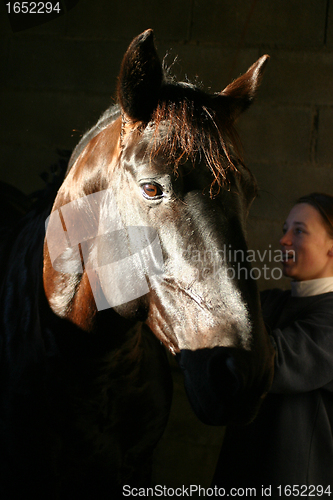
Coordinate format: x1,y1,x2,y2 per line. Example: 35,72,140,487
117,29,163,123
220,55,270,121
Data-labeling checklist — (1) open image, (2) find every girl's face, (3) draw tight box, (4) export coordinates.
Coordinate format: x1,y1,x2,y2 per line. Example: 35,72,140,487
280,203,333,281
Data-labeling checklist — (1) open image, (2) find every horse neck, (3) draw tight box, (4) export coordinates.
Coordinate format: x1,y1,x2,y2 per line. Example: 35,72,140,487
43,117,124,327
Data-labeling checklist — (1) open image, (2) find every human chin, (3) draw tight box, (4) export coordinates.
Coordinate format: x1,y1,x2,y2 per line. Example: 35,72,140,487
282,261,299,279
282,257,294,272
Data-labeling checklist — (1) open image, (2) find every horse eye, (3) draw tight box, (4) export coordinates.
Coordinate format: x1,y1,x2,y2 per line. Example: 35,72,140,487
142,183,163,198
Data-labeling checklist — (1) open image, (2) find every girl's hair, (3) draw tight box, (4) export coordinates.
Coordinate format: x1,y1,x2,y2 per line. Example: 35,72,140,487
296,192,333,238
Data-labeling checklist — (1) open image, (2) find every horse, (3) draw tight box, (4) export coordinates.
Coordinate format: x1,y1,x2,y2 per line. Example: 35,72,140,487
0,29,275,499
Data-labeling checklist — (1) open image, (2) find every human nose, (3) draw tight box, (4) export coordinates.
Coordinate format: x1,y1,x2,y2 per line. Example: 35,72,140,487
279,229,292,247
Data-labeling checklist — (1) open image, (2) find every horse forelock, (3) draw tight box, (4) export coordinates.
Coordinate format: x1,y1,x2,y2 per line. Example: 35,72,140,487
63,84,257,207
121,82,257,199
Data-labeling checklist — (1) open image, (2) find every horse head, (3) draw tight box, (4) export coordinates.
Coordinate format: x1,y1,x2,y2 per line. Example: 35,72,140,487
43,30,275,425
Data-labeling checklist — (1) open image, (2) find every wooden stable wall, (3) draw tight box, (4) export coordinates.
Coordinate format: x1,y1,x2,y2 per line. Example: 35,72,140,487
0,0,333,492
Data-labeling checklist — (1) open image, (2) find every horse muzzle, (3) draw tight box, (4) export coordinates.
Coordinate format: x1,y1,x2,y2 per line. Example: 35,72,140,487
176,346,272,426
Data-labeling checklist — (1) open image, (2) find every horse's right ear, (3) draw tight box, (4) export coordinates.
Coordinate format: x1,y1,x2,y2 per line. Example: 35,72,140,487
220,55,270,121
117,29,163,123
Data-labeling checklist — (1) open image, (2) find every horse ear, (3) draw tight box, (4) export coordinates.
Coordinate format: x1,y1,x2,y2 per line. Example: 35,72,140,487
117,29,163,123
220,55,269,121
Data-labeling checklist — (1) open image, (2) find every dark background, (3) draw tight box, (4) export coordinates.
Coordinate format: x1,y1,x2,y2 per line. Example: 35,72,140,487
1,0,333,490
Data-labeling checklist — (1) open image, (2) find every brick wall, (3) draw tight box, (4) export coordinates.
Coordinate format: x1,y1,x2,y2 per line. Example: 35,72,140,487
1,0,332,292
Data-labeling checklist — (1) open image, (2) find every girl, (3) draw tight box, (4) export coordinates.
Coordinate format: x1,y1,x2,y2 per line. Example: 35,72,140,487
212,193,333,498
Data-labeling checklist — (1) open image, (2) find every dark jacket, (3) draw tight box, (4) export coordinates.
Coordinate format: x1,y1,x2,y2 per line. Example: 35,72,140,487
212,289,333,499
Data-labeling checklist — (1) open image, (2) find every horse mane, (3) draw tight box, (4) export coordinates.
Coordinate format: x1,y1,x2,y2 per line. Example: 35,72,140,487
67,105,122,173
